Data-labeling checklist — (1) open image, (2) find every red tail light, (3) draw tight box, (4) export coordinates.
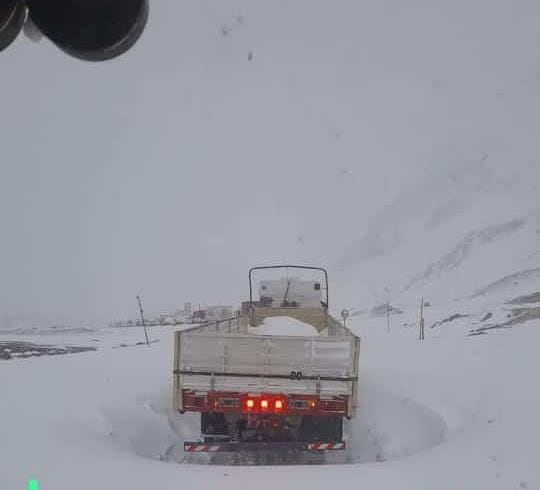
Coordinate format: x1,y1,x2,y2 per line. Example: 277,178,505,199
241,395,288,414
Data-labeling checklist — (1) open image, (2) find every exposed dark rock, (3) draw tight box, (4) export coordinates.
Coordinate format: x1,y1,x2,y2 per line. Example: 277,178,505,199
370,304,403,317
480,312,493,322
507,291,540,305
0,341,96,360
431,313,470,329
469,307,540,336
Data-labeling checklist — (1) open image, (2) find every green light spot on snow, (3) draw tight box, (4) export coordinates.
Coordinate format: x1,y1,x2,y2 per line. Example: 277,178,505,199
29,480,39,490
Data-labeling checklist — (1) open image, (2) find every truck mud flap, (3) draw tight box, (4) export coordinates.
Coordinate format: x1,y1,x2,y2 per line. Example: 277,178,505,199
184,441,346,452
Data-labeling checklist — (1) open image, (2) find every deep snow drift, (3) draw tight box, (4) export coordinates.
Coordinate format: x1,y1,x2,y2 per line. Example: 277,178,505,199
1,307,539,489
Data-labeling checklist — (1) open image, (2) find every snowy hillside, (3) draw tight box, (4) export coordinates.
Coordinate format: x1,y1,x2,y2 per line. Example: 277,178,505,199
335,157,540,312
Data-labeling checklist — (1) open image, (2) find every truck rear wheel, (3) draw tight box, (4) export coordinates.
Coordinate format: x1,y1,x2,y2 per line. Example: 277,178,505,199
201,412,229,442
299,415,343,442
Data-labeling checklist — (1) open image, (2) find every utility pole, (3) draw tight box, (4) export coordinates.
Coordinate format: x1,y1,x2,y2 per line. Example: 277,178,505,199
136,295,150,346
386,301,391,334
419,297,425,341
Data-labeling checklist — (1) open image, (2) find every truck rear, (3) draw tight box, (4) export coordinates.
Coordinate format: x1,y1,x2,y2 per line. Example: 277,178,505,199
173,265,360,453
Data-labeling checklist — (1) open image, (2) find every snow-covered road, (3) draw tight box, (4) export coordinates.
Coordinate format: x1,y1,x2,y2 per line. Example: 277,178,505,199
1,312,539,490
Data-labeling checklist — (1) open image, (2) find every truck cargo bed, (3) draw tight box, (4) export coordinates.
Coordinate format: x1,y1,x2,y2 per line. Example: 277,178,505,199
173,319,359,417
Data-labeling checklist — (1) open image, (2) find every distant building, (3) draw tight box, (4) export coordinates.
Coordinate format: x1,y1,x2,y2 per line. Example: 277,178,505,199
190,305,233,323
184,302,192,317
192,310,207,322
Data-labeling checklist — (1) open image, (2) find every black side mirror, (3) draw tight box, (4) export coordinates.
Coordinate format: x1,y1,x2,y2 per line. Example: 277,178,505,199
27,0,149,61
0,0,26,51
1,0,149,61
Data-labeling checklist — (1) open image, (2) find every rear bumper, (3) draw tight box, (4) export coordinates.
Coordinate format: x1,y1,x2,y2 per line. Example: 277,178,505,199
184,441,346,452
178,389,350,417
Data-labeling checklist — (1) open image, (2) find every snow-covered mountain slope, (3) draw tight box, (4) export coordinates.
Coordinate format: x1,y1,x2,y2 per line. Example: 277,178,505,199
335,157,540,312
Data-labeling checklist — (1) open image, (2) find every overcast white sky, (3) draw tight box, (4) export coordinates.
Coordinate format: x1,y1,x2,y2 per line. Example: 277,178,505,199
2,0,538,326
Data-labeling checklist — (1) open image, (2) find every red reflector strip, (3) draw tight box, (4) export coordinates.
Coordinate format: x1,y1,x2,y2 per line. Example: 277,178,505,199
184,444,221,452
185,441,346,452
307,442,346,451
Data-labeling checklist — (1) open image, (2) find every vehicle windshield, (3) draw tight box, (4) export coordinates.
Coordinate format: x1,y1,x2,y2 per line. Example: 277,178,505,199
2,2,539,489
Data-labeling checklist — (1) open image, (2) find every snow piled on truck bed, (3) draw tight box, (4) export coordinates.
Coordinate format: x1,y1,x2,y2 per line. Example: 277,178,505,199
248,316,320,336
